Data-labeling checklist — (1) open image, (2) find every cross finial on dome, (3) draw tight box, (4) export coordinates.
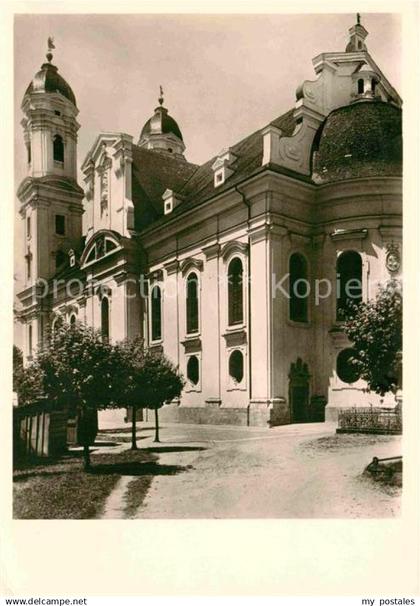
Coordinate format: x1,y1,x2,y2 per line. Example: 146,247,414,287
158,85,164,106
356,12,361,25
46,36,55,63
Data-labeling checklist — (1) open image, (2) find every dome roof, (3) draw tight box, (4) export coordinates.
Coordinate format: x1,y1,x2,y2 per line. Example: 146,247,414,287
25,61,76,106
312,101,402,184
140,106,183,142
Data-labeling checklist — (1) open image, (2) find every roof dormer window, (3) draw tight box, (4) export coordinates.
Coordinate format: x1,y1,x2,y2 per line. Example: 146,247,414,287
212,148,237,188
162,189,184,215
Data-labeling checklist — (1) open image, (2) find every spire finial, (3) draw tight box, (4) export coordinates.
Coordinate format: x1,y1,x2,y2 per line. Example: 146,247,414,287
46,36,55,63
356,13,361,26
158,85,164,106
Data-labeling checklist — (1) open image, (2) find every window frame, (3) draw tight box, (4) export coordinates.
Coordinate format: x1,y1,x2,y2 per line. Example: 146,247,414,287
336,348,361,385
185,354,201,392
226,346,247,391
149,283,163,344
336,250,363,321
227,255,245,328
53,134,64,164
185,271,200,336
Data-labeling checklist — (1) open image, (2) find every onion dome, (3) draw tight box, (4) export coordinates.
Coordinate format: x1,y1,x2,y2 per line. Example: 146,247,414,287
24,38,76,105
138,87,185,157
312,101,402,184
140,107,183,142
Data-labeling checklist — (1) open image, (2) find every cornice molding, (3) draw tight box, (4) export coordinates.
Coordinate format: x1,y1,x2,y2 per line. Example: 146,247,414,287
180,257,204,276
202,242,220,260
330,228,368,242
220,240,248,262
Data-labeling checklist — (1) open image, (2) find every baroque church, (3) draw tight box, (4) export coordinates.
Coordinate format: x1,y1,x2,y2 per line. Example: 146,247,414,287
17,19,402,426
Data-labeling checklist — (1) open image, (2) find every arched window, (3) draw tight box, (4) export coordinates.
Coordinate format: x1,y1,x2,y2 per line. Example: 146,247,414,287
228,257,243,326
69,314,77,327
186,272,199,334
229,350,244,384
187,355,199,385
357,79,364,94
371,78,377,94
150,285,162,341
337,348,360,384
101,297,109,342
289,253,308,323
336,251,362,319
53,135,64,163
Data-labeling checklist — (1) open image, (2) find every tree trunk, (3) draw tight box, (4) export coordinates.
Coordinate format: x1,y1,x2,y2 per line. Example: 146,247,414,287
131,406,138,450
83,443,91,471
154,408,160,443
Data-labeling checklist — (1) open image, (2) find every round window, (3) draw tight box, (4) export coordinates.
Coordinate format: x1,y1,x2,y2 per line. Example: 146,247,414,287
229,350,244,384
187,355,199,385
337,348,360,384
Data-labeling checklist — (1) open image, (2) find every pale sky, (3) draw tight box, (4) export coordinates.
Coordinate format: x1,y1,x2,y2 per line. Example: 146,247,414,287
13,12,401,313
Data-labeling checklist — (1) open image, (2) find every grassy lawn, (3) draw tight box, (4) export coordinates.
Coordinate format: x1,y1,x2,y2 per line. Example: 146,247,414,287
13,448,156,519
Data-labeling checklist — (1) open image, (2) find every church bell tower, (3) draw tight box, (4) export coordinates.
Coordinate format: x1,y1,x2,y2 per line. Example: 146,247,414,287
17,39,84,360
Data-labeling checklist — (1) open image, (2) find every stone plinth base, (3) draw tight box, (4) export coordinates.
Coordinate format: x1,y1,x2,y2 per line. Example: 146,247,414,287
158,397,291,427
158,403,250,425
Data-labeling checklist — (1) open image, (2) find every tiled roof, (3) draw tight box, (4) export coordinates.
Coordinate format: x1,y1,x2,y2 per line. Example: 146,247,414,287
312,101,402,184
133,108,296,229
177,108,296,211
131,146,197,229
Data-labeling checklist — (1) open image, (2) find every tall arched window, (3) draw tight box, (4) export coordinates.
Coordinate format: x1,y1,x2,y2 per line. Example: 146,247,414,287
357,79,364,94
228,257,243,326
289,253,308,322
186,272,199,334
53,135,64,163
150,285,162,341
101,297,109,342
69,314,77,327
336,251,362,319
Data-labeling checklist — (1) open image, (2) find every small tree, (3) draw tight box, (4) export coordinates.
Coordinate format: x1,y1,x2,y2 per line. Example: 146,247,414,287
31,323,123,469
113,338,145,450
344,279,402,396
136,352,184,443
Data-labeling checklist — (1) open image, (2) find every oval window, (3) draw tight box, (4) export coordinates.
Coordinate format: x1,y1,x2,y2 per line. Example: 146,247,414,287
187,355,199,386
337,348,360,384
229,350,244,384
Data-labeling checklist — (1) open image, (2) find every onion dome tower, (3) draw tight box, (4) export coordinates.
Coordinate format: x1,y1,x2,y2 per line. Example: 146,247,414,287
138,87,186,159
17,38,83,360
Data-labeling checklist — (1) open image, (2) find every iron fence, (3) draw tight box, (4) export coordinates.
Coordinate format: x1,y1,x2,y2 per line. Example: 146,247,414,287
337,406,402,434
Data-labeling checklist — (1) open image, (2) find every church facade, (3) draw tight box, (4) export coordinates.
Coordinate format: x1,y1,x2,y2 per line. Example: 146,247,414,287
17,20,402,426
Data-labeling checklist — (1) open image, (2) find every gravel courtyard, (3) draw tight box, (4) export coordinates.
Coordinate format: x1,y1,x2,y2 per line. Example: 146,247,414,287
96,421,401,519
